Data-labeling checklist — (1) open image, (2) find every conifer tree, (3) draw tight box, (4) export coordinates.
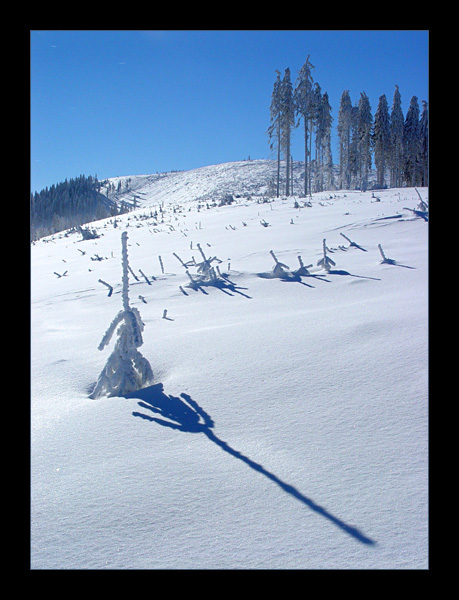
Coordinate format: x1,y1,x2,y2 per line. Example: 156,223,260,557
311,82,322,192
390,85,404,187
357,92,373,191
280,68,296,196
419,100,429,187
349,103,360,188
294,56,315,196
267,70,282,197
315,90,334,191
372,94,391,188
320,92,335,190
338,90,353,189
403,96,421,187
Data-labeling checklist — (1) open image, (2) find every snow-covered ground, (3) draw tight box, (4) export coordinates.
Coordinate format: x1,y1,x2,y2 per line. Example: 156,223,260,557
31,161,428,569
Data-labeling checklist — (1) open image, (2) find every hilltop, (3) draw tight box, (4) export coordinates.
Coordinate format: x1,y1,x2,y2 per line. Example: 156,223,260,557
100,159,318,208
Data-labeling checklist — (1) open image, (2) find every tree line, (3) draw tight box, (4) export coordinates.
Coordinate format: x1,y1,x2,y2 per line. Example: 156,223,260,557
268,57,428,196
30,174,132,241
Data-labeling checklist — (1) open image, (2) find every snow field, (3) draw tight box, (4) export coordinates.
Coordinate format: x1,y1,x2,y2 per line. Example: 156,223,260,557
31,170,428,569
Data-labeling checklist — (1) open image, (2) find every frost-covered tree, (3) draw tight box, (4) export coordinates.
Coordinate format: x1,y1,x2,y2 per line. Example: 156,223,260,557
372,94,391,188
294,56,315,196
267,70,283,197
338,90,353,189
357,92,373,191
419,100,429,187
280,68,296,196
315,89,334,192
320,92,335,191
348,103,360,188
90,231,153,398
403,96,421,187
390,85,404,187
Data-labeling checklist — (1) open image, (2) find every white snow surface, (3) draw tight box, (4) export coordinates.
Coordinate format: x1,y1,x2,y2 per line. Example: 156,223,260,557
31,160,428,570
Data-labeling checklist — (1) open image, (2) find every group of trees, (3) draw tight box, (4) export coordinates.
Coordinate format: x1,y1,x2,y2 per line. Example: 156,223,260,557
268,58,428,196
30,174,132,241
268,56,334,197
338,86,428,191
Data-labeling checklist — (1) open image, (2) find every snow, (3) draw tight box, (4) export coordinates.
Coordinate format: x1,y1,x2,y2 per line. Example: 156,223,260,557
31,161,428,569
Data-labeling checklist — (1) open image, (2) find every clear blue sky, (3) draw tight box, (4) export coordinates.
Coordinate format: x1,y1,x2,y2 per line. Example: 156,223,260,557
30,30,429,194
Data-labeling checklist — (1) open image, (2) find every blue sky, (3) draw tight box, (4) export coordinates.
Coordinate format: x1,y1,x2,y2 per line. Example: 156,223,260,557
30,30,429,194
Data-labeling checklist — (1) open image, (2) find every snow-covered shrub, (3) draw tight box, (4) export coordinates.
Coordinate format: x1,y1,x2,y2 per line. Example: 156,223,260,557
182,243,225,290
90,231,153,398
78,225,100,240
377,243,396,265
293,256,313,277
317,239,336,272
219,193,235,206
269,250,292,279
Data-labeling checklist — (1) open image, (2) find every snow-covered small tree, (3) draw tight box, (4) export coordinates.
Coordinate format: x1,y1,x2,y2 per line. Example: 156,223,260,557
317,238,336,272
90,231,153,398
270,250,291,278
294,255,313,277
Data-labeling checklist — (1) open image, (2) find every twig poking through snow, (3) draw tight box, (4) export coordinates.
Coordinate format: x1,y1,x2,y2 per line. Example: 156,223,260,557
98,279,113,297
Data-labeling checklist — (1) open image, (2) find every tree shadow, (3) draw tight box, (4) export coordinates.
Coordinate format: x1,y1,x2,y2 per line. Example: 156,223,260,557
128,383,376,546
257,272,331,287
380,261,416,270
349,243,367,252
186,276,252,299
328,269,381,281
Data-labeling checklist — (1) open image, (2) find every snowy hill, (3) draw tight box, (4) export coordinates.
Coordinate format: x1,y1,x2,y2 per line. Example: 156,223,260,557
101,159,337,210
31,161,428,569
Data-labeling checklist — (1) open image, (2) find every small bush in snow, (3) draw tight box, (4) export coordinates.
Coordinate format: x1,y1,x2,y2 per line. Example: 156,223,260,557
78,225,100,240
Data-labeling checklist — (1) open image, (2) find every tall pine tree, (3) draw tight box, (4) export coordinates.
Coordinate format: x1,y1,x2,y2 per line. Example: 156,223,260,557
419,100,429,187
321,91,335,191
372,94,391,188
403,96,421,187
357,92,373,191
390,85,404,188
338,90,353,189
280,68,296,196
294,56,315,196
267,70,282,197
315,89,334,192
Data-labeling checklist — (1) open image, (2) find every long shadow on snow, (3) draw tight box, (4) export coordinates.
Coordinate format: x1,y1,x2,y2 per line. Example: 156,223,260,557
128,383,376,546
327,269,381,281
257,272,331,287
